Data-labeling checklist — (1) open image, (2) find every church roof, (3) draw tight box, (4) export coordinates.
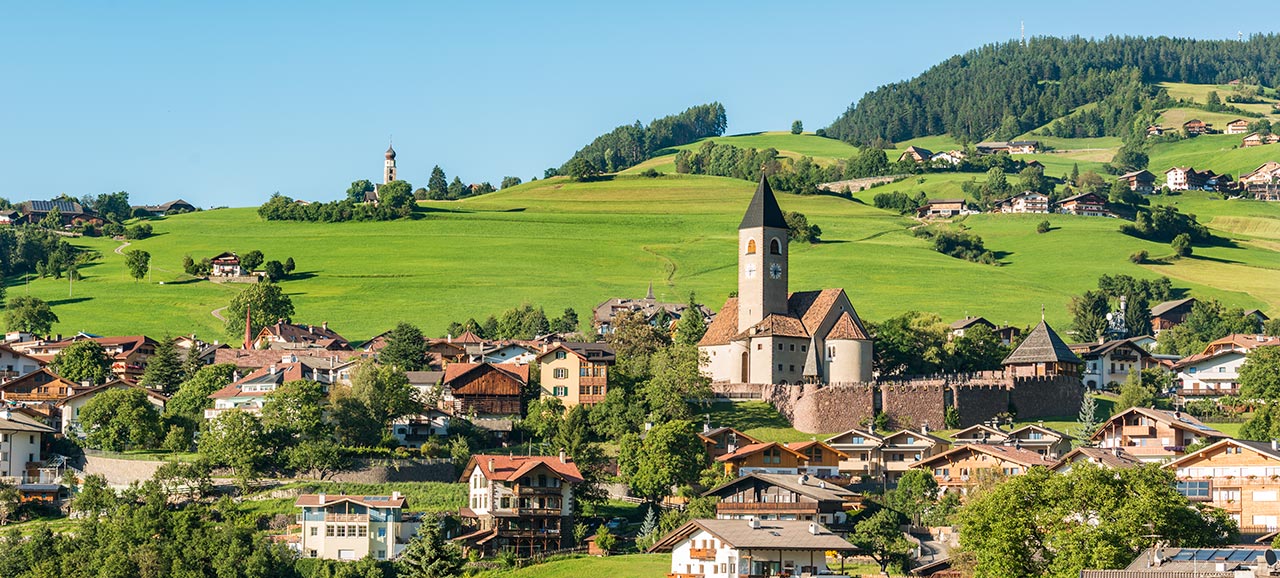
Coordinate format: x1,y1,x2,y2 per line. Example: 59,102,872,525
698,290,867,346
738,174,788,230
698,297,740,346
827,311,869,340
1002,320,1081,365
736,314,809,340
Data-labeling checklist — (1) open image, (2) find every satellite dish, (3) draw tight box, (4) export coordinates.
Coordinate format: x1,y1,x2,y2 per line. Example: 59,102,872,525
1265,549,1277,566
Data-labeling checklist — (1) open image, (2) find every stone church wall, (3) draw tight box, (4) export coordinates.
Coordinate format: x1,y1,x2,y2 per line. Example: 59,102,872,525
881,382,947,431
952,383,1013,428
1008,375,1085,421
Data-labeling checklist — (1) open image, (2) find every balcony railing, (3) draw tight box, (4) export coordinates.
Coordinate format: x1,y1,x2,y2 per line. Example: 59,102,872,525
1122,425,1154,436
325,513,369,523
579,376,607,386
716,502,818,514
689,547,716,560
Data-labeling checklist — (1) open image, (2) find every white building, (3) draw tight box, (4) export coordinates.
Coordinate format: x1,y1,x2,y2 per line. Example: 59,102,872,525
649,519,855,578
1070,338,1155,390
457,454,582,557
0,408,54,484
0,345,41,381
206,358,351,419
1175,334,1280,398
390,408,452,449
699,175,873,385
294,493,419,561
994,191,1049,213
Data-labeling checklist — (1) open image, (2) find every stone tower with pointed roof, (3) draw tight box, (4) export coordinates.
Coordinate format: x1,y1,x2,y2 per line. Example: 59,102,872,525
699,175,873,386
738,174,790,332
384,143,397,184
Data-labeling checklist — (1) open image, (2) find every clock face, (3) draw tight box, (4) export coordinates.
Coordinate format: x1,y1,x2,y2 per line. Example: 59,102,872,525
745,263,757,278
770,263,783,279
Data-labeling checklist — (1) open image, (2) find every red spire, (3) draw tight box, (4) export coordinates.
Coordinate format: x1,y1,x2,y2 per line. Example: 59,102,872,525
244,305,252,350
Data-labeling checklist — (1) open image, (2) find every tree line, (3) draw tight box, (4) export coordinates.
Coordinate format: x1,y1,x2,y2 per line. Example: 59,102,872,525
561,102,727,174
825,35,1280,145
258,182,416,223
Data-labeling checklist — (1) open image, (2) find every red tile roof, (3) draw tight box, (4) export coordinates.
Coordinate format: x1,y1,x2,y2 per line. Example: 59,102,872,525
827,311,869,340
460,454,584,483
698,297,740,346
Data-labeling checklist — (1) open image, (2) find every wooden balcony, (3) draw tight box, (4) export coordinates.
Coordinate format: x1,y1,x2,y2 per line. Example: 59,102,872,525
325,513,368,522
1122,424,1154,436
717,502,818,515
578,394,606,405
689,547,716,560
579,376,607,387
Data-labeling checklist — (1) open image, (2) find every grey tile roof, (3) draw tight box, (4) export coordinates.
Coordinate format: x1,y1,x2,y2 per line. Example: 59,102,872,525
739,174,787,230
1002,320,1081,365
650,519,854,553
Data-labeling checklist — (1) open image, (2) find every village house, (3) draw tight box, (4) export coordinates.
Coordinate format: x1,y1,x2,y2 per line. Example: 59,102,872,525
0,368,80,419
132,199,197,216
1169,439,1280,534
879,428,950,486
992,191,1050,213
1056,191,1112,217
1242,132,1280,148
949,316,993,338
1174,334,1280,398
784,440,849,478
17,200,101,227
0,344,43,382
931,150,966,165
1146,124,1165,137
57,381,167,436
702,472,860,527
715,442,810,477
1001,320,1082,378
1183,119,1212,135
253,321,351,351
1005,424,1073,456
950,423,1007,445
915,199,971,219
648,518,855,578
1226,119,1251,135
0,408,55,486
976,141,1039,154
1165,166,1212,191
1118,170,1157,194
700,426,760,459
917,443,1057,493
439,362,528,419
699,175,874,386
205,358,350,419
592,284,712,336
1091,407,1227,462
208,252,246,277
473,341,541,365
1071,337,1156,390
1151,298,1198,334
1052,446,1142,474
897,145,934,163
293,493,419,561
824,427,883,478
390,408,452,449
536,342,614,407
25,335,158,382
211,348,366,373
456,454,582,557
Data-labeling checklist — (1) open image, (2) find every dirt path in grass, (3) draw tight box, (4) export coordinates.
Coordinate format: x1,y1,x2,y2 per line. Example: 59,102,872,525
211,306,227,322
114,240,130,254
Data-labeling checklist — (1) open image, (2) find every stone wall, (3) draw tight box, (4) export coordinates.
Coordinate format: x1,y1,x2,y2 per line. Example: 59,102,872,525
1009,376,1085,421
763,382,875,434
327,458,456,483
881,382,947,431
952,383,1013,427
82,454,167,486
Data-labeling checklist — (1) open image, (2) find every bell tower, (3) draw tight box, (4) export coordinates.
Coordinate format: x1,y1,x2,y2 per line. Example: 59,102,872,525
737,173,790,332
384,141,397,184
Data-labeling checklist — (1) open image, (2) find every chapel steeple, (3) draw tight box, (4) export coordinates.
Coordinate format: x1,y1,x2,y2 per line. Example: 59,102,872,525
737,173,790,332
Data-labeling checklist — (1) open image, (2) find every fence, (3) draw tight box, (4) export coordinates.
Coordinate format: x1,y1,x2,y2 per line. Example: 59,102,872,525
618,496,686,510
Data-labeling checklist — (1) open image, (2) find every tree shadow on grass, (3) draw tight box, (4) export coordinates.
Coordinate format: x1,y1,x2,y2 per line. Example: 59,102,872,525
47,297,93,307
284,271,319,281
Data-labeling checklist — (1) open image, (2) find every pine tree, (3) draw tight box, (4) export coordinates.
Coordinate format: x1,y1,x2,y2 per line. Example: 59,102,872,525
181,344,204,382
1077,394,1099,438
380,322,428,371
428,166,448,200
398,516,463,578
1070,163,1080,187
639,505,658,538
141,338,185,394
674,293,707,346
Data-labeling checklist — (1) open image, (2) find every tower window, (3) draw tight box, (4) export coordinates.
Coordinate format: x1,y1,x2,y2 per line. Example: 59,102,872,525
770,238,782,255
747,239,757,254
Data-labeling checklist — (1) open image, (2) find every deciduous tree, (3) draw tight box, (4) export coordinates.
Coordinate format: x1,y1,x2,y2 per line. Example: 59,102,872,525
51,340,111,385
5,295,58,335
223,282,295,339
124,249,150,282
851,508,912,574
79,387,163,451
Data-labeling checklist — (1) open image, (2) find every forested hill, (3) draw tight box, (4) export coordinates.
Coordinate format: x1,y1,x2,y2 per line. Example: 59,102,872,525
824,35,1280,145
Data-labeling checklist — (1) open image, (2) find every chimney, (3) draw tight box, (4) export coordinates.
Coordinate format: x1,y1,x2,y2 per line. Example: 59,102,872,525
391,491,401,501
797,475,806,486
808,522,819,535
488,458,495,473
1272,440,1278,451
0,408,10,420
921,423,930,434
318,493,326,504
748,518,760,530
269,364,276,375
558,450,566,463
322,321,328,332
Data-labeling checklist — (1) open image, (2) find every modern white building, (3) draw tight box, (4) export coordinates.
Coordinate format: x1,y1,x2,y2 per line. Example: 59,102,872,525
294,493,419,561
0,408,54,484
1174,334,1280,398
649,519,855,578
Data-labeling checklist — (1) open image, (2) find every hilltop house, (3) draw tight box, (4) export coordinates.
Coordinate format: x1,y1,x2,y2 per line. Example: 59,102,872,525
698,175,874,386
702,472,860,527
1056,192,1112,217
898,145,934,163
209,252,246,277
457,454,582,557
1071,337,1155,390
917,443,1057,493
1091,407,1227,462
1151,298,1198,334
17,200,101,227
1118,170,1157,194
993,191,1049,213
1226,119,1251,135
133,199,197,216
1183,119,1212,135
536,342,614,408
1165,167,1211,191
1241,132,1280,148
1146,125,1165,137
648,519,855,578
1241,161,1280,186
931,150,966,165
1174,334,1280,398
293,493,419,561
1168,439,1280,534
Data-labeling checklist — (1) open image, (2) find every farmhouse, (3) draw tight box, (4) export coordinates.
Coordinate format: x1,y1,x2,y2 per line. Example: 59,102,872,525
1242,132,1280,147
1151,298,1198,334
1091,407,1227,462
592,284,712,335
1071,337,1155,390
536,342,614,407
1169,439,1280,534
1183,119,1212,135
698,175,874,386
17,200,101,227
1117,170,1156,194
206,359,350,419
439,362,528,418
897,145,934,163
949,316,994,338
1173,334,1280,398
1146,124,1165,137
917,443,1057,493
1056,191,1112,217
915,199,970,219
992,191,1049,213
0,368,79,407
1241,161,1280,186
648,519,855,578
1224,118,1250,135
457,454,582,557
931,150,966,164
210,252,246,277
133,199,197,216
976,140,1039,154
1165,166,1211,191
702,472,859,527
293,493,419,561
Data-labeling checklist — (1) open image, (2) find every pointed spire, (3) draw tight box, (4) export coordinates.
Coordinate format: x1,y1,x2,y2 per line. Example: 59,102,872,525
244,305,252,350
646,281,654,300
739,173,788,230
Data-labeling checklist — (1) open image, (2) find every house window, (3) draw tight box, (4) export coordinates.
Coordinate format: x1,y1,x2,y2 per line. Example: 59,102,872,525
555,351,566,360
789,344,795,351
778,344,783,351
1176,480,1209,499
757,344,762,350
777,364,783,371
763,448,782,465
553,368,567,379
310,526,318,536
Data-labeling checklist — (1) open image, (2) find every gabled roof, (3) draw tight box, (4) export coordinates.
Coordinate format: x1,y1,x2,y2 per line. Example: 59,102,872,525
1090,407,1226,441
700,427,760,445
827,311,869,340
739,174,787,230
1070,338,1153,360
535,342,616,364
442,362,529,386
257,321,350,350
295,494,406,509
56,381,168,406
702,472,858,502
949,316,994,330
459,454,584,484
824,427,883,446
209,361,328,399
1053,446,1142,471
0,409,56,433
735,313,809,340
881,428,948,447
1150,297,1197,317
698,297,740,346
917,442,1058,469
784,440,849,459
1166,438,1280,469
648,519,853,553
901,145,934,158
715,442,808,463
1007,423,1072,441
1056,191,1108,205
0,367,78,395
1002,321,1081,365
21,200,91,215
951,423,1007,441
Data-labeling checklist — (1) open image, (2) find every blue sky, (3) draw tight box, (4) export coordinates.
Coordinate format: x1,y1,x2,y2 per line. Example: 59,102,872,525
0,1,1264,207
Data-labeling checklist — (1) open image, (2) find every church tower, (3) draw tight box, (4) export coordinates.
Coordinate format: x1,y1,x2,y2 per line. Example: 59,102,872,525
384,142,397,184
737,174,790,332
